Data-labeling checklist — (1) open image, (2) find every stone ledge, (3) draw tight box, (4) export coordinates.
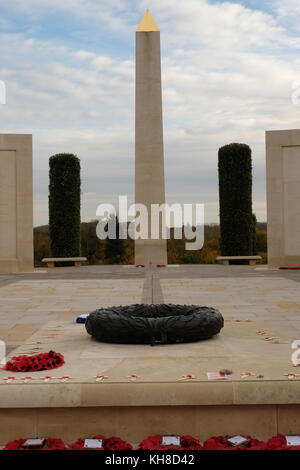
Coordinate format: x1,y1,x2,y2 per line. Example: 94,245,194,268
1,379,300,408
2,404,300,444
42,257,87,268
217,256,262,265
0,319,296,408
0,405,278,445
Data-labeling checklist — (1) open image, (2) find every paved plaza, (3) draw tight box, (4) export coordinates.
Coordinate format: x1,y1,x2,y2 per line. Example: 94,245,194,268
0,264,300,374
0,266,144,354
1,264,300,443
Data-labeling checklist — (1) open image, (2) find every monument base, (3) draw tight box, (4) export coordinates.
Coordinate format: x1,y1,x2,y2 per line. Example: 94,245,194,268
266,130,300,268
1,404,298,445
0,319,299,444
135,240,167,267
0,134,33,274
0,258,33,274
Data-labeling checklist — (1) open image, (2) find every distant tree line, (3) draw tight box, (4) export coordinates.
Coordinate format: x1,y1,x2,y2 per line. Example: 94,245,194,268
42,142,265,267
34,222,267,267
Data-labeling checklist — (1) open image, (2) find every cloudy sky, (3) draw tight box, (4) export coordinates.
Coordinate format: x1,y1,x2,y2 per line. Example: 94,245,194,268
1,0,300,226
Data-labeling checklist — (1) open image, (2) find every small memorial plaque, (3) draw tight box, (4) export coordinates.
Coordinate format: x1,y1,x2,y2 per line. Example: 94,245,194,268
84,439,103,449
22,438,45,447
227,436,250,446
161,436,181,446
285,435,300,447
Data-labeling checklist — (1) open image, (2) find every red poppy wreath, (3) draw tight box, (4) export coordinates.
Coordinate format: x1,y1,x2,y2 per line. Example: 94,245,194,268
264,434,300,450
203,435,265,450
68,435,132,450
3,438,66,450
4,350,64,373
139,435,203,450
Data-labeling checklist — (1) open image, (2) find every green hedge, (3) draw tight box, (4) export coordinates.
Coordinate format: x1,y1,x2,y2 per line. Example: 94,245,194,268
49,153,81,257
218,143,253,257
252,213,257,256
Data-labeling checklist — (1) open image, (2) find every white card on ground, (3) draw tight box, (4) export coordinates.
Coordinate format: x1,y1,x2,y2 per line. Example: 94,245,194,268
84,439,103,449
285,435,300,447
227,435,249,446
207,372,228,380
162,436,181,446
23,438,45,447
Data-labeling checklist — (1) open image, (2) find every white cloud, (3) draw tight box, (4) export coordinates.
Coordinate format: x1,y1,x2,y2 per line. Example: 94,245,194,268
1,0,300,225
75,50,97,61
3,0,132,33
151,0,284,51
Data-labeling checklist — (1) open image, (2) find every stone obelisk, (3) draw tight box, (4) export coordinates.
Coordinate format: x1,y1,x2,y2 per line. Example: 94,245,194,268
135,10,168,266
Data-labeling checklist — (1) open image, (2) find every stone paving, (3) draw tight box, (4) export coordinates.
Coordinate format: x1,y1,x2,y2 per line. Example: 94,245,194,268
0,266,144,354
161,266,300,338
0,264,299,383
0,265,299,349
1,264,300,444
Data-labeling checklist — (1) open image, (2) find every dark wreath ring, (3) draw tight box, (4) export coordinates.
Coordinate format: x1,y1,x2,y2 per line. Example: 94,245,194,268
85,304,224,346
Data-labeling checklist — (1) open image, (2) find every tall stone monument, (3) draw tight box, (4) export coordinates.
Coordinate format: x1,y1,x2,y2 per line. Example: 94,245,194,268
0,134,33,273
135,10,168,267
266,129,300,267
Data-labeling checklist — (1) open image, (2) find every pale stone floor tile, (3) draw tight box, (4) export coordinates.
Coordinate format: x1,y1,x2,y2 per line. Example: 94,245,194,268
0,267,299,389
290,321,300,329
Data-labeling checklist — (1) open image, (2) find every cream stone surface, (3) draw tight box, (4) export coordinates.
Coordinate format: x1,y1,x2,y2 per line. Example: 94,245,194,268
278,405,300,435
0,409,37,444
0,134,33,273
283,146,300,256
266,129,300,267
0,405,280,443
0,151,17,258
0,312,298,407
0,265,300,443
135,17,167,266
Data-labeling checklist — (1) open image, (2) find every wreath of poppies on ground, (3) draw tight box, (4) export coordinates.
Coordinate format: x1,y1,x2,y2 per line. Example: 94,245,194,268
203,435,265,450
4,350,64,373
3,434,300,451
139,435,203,450
264,435,300,450
68,435,132,450
3,439,66,450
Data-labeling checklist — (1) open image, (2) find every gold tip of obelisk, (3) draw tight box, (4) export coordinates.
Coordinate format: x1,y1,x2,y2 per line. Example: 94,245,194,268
136,9,159,32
